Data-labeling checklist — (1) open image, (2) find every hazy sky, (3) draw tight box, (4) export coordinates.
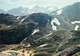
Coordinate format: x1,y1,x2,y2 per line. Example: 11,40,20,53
0,0,80,11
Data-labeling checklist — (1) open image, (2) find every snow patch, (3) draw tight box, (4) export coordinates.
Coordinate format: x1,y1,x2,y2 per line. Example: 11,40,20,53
38,44,48,48
20,16,28,23
51,19,57,30
17,17,20,21
17,17,20,20
7,25,11,27
51,18,60,30
75,25,79,30
71,21,80,24
31,11,35,13
32,29,39,35
45,33,52,37
57,9,62,15
21,10,25,13
54,18,60,25
48,7,54,10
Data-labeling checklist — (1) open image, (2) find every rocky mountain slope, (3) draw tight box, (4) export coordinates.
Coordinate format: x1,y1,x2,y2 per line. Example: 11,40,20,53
50,2,80,31
0,5,57,16
0,9,6,14
0,13,52,44
0,2,80,56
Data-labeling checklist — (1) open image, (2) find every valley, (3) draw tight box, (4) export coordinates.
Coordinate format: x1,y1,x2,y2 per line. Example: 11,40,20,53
0,2,80,56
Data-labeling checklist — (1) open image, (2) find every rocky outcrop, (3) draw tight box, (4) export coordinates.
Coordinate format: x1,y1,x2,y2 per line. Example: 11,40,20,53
54,45,80,56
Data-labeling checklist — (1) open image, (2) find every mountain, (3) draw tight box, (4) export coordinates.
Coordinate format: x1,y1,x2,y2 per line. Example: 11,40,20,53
7,6,29,16
0,2,80,45
20,2,80,56
6,6,57,16
0,13,52,44
0,2,80,56
60,2,80,21
50,2,80,30
0,9,6,13
30,5,57,14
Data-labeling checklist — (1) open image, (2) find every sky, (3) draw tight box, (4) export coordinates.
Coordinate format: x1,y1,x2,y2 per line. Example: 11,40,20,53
0,0,80,11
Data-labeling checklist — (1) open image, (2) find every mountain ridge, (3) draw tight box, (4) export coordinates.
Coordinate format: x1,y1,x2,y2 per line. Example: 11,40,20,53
0,6,58,16
0,2,80,56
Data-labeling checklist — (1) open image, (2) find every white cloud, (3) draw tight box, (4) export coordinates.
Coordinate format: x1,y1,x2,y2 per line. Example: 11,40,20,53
7,1,15,4
2,0,15,4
